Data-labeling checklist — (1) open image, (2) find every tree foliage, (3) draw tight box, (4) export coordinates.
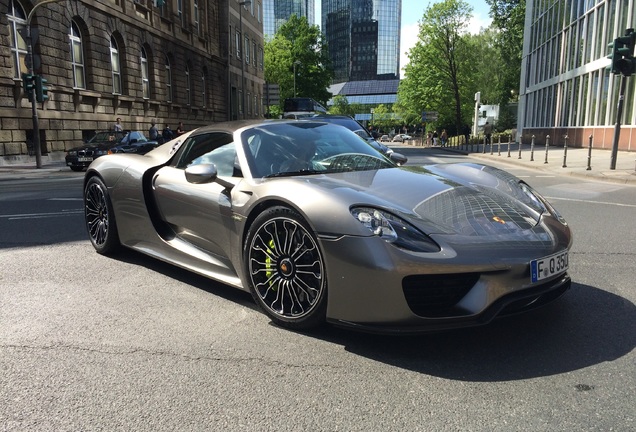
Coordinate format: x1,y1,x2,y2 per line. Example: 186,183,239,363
398,0,476,135
264,15,333,107
485,0,525,104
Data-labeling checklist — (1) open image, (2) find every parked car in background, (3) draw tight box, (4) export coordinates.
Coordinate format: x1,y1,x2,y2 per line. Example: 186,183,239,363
65,131,158,171
379,135,391,142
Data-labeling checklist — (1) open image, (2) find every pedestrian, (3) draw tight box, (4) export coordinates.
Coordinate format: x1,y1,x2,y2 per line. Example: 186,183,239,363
149,121,158,140
114,117,123,132
162,124,174,142
484,121,492,145
432,130,439,146
463,124,471,145
441,129,448,147
176,121,185,136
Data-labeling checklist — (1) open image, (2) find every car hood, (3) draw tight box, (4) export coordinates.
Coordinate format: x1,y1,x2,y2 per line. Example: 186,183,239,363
68,142,117,152
258,163,551,242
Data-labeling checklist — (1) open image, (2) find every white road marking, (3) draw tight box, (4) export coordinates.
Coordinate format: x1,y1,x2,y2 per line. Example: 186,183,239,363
545,196,636,208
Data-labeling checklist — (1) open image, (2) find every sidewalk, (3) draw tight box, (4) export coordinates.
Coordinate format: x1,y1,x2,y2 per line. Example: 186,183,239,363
395,140,636,185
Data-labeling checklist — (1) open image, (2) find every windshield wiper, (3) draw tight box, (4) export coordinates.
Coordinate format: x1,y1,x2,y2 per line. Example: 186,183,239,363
264,168,323,178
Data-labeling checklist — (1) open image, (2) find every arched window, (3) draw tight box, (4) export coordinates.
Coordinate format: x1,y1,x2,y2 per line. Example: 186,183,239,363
165,55,173,103
8,0,27,79
193,0,200,36
185,65,191,105
110,36,122,94
69,21,85,89
140,47,149,99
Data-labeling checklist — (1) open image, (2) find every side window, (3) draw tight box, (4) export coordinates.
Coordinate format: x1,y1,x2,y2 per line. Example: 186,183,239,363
174,133,238,177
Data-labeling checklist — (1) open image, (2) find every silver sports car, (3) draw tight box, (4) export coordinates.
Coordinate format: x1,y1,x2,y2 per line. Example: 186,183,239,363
84,120,572,333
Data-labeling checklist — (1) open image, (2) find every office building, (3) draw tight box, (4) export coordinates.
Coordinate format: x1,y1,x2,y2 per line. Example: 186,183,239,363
322,0,402,83
518,0,636,150
263,0,314,39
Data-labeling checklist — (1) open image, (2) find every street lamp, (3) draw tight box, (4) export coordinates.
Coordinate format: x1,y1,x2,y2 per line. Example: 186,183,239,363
293,60,301,97
21,0,65,168
239,0,251,119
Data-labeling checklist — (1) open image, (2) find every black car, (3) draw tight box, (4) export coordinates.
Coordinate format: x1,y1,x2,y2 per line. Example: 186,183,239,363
65,131,158,171
305,115,407,165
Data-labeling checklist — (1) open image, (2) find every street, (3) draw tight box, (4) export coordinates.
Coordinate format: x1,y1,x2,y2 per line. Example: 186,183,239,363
1,149,635,431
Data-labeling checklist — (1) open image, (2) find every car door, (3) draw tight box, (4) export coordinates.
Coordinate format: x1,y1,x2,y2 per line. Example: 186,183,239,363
152,131,238,263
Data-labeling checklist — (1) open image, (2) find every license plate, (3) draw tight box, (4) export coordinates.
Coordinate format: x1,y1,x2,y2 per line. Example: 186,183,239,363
77,157,93,162
531,250,569,283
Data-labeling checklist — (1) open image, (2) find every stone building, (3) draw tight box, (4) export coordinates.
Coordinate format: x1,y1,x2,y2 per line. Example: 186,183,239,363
0,0,264,161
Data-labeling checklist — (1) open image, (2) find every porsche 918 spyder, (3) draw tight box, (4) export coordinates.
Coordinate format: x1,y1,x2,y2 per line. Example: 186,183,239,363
83,120,572,333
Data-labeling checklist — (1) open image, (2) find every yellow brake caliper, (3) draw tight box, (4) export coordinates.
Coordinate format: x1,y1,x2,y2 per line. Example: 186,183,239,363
265,238,276,290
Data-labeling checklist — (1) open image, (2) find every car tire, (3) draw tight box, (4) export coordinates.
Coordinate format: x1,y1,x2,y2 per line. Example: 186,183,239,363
70,166,84,172
244,206,327,330
84,176,121,255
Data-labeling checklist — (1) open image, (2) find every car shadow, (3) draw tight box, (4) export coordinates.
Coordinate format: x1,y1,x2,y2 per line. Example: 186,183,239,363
308,282,635,382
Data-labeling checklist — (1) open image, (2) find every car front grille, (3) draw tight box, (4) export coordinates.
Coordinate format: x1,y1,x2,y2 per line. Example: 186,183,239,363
402,273,480,317
78,149,93,157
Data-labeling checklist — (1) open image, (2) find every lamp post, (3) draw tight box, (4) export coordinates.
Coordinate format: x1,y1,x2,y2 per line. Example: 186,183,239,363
293,60,301,97
21,0,64,168
239,0,251,119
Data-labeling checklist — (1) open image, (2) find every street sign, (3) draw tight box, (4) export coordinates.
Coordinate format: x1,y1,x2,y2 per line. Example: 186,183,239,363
422,111,439,122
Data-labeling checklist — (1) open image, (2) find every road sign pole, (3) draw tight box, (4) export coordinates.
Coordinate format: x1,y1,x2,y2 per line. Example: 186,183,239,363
610,74,627,170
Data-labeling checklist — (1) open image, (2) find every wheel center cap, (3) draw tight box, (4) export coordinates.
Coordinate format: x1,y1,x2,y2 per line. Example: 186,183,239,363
279,258,294,277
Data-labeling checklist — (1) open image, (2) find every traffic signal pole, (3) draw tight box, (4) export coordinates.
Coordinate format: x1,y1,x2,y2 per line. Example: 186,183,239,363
26,24,42,169
610,74,627,170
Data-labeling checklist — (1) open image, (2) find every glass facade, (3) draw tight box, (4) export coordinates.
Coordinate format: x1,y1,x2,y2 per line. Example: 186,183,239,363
263,0,315,39
322,0,402,83
519,0,636,149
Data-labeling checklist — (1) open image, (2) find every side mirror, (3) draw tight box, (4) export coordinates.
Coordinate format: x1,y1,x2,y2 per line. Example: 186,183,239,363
389,152,408,166
185,163,234,189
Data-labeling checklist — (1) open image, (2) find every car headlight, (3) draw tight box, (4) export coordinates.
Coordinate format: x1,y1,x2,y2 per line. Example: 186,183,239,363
67,150,77,156
351,207,440,252
519,183,567,225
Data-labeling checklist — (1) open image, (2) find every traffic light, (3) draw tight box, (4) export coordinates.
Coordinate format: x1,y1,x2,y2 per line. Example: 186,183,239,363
607,29,636,76
35,75,49,102
21,73,35,101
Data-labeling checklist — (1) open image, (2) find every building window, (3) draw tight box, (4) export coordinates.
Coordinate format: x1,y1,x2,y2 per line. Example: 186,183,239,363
110,36,122,95
247,91,251,115
185,65,191,105
193,0,199,35
177,0,184,27
165,55,173,103
69,21,85,89
140,47,149,99
8,0,27,79
245,36,250,64
258,46,264,70
236,30,241,58
257,2,261,23
238,89,243,114
201,72,206,108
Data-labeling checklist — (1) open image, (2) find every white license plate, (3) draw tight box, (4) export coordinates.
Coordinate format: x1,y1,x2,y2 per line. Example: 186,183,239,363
77,157,93,162
531,251,569,283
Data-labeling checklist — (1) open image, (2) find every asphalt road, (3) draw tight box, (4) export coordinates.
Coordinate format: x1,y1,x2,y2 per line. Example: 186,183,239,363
1,150,634,431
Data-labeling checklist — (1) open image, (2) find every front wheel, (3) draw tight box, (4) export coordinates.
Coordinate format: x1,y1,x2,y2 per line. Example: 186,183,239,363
244,206,327,330
84,176,120,255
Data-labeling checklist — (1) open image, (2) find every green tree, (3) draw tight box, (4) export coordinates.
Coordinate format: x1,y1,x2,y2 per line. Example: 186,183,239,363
398,0,476,134
329,95,354,116
264,15,332,107
485,0,525,105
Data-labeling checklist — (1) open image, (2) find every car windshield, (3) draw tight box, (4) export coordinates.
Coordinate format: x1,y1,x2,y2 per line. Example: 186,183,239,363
89,131,127,144
241,121,396,178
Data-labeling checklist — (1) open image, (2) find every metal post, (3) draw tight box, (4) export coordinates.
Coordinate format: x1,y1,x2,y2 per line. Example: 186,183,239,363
293,60,301,97
586,134,593,170
562,135,568,168
497,135,501,156
490,136,493,154
25,26,42,168
482,134,486,153
518,137,522,159
610,71,627,169
530,135,535,161
239,1,252,120
544,135,550,164
507,134,511,157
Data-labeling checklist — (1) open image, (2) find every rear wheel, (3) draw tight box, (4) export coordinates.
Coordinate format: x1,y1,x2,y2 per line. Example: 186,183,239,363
84,176,120,254
244,206,327,330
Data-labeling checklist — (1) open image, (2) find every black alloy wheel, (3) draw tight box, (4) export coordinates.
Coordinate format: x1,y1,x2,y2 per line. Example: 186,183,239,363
84,176,120,255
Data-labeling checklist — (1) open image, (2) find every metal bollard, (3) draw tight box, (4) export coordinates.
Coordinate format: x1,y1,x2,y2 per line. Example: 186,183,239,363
587,134,593,170
507,134,511,157
562,135,568,168
482,135,486,154
497,135,501,156
490,136,494,154
544,135,550,164
518,137,522,159
530,135,535,161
